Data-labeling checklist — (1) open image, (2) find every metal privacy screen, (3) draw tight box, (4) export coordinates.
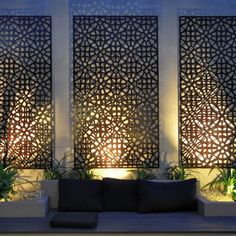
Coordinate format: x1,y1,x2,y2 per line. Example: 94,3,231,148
73,16,159,168
179,16,236,168
0,16,53,168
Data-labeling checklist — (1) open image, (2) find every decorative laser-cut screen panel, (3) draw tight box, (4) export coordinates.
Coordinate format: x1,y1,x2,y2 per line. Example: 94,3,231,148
179,16,236,168
0,16,53,168
73,16,159,168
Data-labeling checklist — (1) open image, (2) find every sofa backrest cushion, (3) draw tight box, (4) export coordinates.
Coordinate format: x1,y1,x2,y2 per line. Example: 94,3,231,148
58,179,102,212
137,178,197,212
102,178,138,211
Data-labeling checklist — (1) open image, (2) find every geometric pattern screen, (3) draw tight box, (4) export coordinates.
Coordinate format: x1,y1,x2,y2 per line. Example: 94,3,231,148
73,16,159,168
179,16,236,168
0,16,53,168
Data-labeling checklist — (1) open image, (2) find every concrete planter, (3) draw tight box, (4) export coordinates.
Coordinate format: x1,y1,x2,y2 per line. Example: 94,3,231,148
198,196,236,216
0,196,48,217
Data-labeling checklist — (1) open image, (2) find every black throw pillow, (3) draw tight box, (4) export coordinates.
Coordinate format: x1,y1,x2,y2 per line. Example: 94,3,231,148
138,179,197,213
102,178,138,211
50,212,97,228
58,179,102,212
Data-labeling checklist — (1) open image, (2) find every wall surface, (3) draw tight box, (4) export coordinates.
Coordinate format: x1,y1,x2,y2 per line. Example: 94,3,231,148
0,0,236,185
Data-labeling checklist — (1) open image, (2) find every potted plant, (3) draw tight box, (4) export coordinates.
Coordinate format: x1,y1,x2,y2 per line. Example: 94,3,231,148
202,167,236,200
198,166,236,216
0,164,48,217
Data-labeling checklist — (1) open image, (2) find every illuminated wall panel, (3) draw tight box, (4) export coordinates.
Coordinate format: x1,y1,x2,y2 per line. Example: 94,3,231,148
0,16,53,168
179,16,236,167
73,16,159,168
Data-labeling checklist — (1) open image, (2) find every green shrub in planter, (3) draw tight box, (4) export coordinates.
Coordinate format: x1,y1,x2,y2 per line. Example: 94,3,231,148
0,164,17,201
128,165,158,180
167,163,198,180
203,167,236,201
68,167,98,180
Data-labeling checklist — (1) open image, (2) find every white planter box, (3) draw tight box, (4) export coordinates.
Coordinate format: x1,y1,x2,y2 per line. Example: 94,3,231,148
198,196,236,216
0,196,48,217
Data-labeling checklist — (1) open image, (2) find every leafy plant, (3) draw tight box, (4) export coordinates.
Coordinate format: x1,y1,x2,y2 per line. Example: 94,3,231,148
0,164,17,201
42,158,67,180
68,167,98,180
232,173,236,201
167,163,198,180
129,165,158,180
203,167,236,196
39,157,99,180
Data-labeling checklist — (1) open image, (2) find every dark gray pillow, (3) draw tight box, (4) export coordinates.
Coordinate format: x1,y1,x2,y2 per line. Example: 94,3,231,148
58,179,102,212
138,179,197,212
50,212,97,228
102,178,138,211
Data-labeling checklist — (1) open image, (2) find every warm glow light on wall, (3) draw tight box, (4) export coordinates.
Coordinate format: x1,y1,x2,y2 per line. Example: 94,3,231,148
94,168,131,179
179,16,236,167
73,16,159,168
0,16,53,168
